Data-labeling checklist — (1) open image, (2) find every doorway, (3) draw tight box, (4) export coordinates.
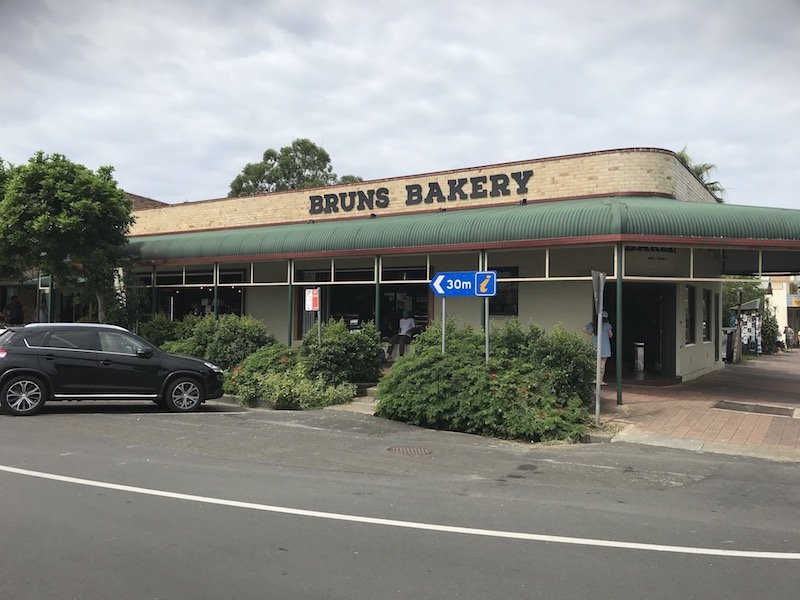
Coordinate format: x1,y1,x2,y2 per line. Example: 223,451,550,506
603,283,676,381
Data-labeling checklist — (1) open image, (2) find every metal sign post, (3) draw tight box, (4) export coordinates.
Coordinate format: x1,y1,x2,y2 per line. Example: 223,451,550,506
441,297,446,354
591,270,606,426
305,287,321,344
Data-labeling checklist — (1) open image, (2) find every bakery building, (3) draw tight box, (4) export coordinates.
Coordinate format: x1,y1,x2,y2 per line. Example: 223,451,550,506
126,148,800,383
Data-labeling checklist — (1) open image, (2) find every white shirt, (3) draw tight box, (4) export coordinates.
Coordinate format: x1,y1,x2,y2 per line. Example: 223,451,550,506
399,317,415,336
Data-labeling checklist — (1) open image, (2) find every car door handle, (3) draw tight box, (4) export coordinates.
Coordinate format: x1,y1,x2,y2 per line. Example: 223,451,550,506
100,359,113,366
43,354,56,361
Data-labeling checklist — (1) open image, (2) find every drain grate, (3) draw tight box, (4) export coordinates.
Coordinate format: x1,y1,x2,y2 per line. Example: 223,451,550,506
387,446,432,456
712,400,794,417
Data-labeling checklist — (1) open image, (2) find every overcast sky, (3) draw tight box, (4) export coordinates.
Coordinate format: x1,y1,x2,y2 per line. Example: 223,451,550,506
1,0,798,209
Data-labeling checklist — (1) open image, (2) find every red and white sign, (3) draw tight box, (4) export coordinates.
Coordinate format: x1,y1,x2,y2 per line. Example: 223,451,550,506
304,288,320,312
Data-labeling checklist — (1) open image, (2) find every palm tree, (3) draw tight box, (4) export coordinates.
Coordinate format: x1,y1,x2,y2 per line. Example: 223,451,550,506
676,146,725,201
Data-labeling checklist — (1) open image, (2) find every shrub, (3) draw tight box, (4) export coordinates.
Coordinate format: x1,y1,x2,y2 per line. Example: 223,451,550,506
138,313,180,348
256,365,355,410
529,324,595,407
161,338,198,357
376,319,589,443
154,314,274,371
204,314,275,370
226,342,297,397
239,342,297,374
301,319,382,385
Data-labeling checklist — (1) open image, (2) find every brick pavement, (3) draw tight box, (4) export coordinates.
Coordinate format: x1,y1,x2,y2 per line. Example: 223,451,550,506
604,349,800,462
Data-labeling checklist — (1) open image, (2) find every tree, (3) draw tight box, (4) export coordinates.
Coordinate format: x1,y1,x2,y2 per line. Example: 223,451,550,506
676,146,725,200
0,156,11,194
0,152,134,323
228,138,362,196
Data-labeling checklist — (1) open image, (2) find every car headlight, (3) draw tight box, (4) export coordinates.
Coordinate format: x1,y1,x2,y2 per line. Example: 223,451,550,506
203,361,223,373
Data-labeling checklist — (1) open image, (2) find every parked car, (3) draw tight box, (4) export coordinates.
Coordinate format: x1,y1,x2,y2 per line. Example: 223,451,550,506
0,323,224,416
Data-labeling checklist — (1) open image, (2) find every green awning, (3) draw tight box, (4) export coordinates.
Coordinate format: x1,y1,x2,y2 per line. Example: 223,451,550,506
129,196,800,262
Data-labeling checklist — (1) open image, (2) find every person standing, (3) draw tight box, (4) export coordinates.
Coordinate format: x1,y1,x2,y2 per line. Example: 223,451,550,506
583,310,613,384
783,326,795,351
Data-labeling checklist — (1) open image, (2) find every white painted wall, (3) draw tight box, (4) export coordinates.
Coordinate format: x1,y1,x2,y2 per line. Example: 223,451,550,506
675,282,724,381
246,287,290,341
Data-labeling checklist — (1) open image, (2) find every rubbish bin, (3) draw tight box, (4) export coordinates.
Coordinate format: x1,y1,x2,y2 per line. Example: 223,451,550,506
634,342,645,373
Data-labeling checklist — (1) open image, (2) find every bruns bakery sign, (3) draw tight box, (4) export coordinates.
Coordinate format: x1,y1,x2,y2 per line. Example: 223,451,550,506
308,169,534,215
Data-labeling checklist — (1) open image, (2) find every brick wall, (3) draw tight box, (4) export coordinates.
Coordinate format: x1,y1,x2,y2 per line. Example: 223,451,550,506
130,147,718,236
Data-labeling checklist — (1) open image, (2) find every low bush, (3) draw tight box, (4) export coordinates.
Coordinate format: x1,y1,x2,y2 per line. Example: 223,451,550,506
234,364,354,409
139,313,180,348
301,319,382,385
149,314,274,371
204,315,275,370
376,319,591,443
226,342,297,397
226,340,356,409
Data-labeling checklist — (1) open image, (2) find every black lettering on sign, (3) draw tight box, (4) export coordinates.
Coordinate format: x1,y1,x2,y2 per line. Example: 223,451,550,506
447,178,468,201
425,182,446,203
375,187,390,208
406,184,423,205
309,195,324,215
324,193,339,213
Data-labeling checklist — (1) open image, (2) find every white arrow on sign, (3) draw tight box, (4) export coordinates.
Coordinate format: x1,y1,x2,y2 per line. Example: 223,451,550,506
432,274,445,295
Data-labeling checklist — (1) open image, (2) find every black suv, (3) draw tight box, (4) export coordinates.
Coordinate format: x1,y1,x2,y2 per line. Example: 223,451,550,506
0,323,224,416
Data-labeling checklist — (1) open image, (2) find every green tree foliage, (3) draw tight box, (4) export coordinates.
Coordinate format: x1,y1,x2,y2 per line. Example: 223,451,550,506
721,277,767,320
0,156,12,195
676,146,725,200
0,152,134,321
228,138,362,196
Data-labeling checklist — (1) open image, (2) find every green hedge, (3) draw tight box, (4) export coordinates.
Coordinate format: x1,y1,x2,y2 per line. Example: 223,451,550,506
227,341,356,409
375,319,592,442
150,314,274,371
300,319,382,385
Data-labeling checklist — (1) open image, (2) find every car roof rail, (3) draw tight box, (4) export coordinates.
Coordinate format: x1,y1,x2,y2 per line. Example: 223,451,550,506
23,322,128,331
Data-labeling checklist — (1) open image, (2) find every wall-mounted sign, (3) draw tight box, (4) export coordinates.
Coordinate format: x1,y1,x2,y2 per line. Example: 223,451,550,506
308,170,533,215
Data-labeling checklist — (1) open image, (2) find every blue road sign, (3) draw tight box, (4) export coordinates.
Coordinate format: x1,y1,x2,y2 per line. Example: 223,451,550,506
429,271,497,297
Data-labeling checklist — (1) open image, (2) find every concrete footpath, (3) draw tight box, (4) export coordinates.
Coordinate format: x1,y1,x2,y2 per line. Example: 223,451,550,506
330,350,800,463
601,350,800,462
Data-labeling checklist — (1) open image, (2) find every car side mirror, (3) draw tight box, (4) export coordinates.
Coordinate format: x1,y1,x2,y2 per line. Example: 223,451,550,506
136,347,154,359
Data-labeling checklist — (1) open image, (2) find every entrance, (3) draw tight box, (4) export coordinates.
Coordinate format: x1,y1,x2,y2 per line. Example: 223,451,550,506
603,283,676,381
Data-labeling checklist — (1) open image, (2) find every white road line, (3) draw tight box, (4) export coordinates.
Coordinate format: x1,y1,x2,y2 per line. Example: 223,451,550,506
2,464,798,561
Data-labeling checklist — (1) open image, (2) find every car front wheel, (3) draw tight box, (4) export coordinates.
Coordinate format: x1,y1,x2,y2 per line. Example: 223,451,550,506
1,375,47,416
164,377,202,412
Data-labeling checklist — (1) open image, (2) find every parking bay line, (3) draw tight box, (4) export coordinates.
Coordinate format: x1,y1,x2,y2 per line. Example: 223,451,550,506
1,464,798,561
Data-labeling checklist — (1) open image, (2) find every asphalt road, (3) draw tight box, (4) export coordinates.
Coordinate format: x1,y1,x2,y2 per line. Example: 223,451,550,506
1,401,798,600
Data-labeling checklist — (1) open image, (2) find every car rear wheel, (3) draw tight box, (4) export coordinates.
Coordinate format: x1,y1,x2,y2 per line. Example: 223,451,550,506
1,375,46,416
164,377,202,412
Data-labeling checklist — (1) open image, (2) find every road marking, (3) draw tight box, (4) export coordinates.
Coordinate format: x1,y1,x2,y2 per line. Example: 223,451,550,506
1,463,798,560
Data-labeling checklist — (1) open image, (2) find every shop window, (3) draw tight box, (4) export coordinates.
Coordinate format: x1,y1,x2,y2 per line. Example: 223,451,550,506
702,289,712,341
490,267,518,316
685,286,696,345
219,270,245,284
155,272,182,285
185,270,214,285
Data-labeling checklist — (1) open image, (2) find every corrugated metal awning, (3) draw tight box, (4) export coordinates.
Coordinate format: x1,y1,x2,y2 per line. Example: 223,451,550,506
129,196,800,262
